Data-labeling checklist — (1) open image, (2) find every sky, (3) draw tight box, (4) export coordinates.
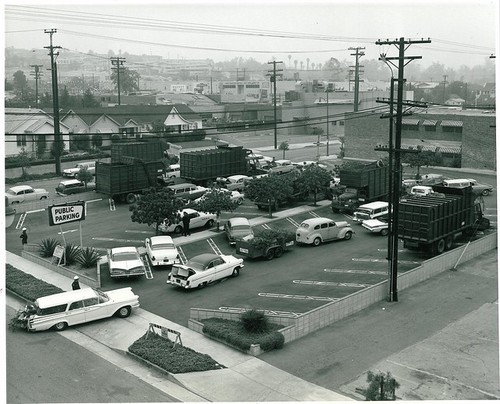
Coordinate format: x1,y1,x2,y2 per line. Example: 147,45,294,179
3,0,499,69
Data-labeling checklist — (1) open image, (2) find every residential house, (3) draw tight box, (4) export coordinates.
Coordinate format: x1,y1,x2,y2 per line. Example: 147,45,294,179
4,107,70,158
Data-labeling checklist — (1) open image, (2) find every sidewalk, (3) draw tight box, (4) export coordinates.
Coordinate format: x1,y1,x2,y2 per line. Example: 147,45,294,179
5,199,352,402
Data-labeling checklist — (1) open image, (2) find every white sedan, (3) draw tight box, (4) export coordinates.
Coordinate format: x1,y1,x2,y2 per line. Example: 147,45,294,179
167,253,244,289
158,208,216,234
107,246,146,278
5,185,49,204
361,219,389,236
145,235,181,268
194,189,245,205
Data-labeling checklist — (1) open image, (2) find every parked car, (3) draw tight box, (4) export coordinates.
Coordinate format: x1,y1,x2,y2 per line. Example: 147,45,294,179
158,208,216,234
5,185,49,204
361,219,389,236
224,217,254,245
167,253,244,289
296,217,353,246
216,175,251,191
166,183,208,201
17,287,140,332
56,179,95,195
410,185,434,197
107,246,146,278
353,201,389,223
62,161,96,178
443,178,494,196
145,235,180,268
194,188,245,205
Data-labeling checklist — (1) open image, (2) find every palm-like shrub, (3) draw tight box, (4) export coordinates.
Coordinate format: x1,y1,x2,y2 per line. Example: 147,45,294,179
64,243,82,266
38,238,60,258
241,309,269,333
77,247,102,268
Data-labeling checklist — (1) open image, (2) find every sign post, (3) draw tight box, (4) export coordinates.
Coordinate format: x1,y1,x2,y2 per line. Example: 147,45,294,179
52,244,65,266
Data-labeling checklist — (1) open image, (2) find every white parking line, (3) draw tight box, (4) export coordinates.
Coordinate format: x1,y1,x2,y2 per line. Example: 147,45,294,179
177,246,187,264
58,229,78,235
142,256,154,280
125,230,151,234
309,211,321,218
86,198,103,204
324,268,387,275
342,213,354,220
261,223,272,230
16,213,27,229
109,198,116,211
207,238,222,255
258,292,339,302
92,237,144,243
218,307,302,317
293,280,368,288
352,257,421,264
286,217,300,227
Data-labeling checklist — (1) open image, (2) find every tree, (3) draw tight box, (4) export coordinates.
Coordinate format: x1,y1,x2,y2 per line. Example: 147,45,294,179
402,148,441,178
129,188,185,235
364,371,399,401
91,133,103,149
76,167,94,191
82,88,100,108
35,135,47,159
278,141,289,159
60,86,72,108
295,165,331,205
50,139,66,159
194,187,236,231
110,68,140,94
244,175,294,218
18,148,31,177
13,70,27,92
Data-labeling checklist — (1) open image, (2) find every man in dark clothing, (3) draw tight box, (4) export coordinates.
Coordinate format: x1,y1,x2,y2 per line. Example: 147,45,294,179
20,228,28,248
72,276,81,290
182,212,191,236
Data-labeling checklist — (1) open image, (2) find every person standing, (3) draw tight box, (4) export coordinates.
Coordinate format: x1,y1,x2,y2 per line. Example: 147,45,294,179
182,212,191,236
20,228,28,248
72,276,81,290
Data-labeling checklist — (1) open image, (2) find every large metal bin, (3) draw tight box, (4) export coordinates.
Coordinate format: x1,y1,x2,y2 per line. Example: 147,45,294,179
111,142,164,163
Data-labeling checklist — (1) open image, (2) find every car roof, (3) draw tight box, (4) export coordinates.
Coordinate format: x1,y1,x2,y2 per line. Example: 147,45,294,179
8,185,33,192
228,217,250,226
300,217,332,226
188,253,220,264
227,175,250,180
59,179,83,185
180,208,197,215
35,288,98,308
168,183,196,189
150,235,174,245
358,201,388,209
111,246,138,254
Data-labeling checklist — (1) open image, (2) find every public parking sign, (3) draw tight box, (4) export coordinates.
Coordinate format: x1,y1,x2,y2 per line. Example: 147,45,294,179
48,201,86,226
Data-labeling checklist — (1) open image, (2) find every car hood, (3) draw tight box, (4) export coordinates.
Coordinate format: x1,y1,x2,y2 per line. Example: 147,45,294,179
110,258,144,270
106,287,139,302
63,168,80,173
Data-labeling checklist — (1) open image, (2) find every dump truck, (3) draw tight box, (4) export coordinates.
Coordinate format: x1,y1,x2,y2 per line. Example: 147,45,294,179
331,161,389,214
398,185,490,255
235,228,295,260
180,145,250,185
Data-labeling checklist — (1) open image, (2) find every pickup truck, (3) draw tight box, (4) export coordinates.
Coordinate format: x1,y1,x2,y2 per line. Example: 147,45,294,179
361,219,389,236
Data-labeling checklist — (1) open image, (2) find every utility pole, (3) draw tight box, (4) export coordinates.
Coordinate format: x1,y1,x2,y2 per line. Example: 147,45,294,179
267,60,283,149
44,29,62,175
349,47,365,112
442,74,448,104
30,64,43,106
375,37,431,302
326,87,330,156
110,57,126,105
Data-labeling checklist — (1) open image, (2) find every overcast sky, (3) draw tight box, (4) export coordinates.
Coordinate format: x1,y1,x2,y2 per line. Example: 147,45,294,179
3,0,499,69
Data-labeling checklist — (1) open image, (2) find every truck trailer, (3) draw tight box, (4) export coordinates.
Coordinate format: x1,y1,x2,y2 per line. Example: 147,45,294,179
398,185,490,255
331,161,389,214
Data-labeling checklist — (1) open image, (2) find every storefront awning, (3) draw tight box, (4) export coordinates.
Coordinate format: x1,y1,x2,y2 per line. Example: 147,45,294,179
440,120,463,127
422,120,438,126
402,118,420,126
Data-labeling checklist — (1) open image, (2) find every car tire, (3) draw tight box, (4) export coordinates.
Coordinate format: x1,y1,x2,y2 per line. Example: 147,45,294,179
313,237,322,247
40,196,48,200
344,231,353,240
198,281,208,289
482,190,490,196
126,193,137,204
380,229,389,236
115,306,131,318
232,267,240,277
54,321,68,331
205,219,214,228
174,225,183,234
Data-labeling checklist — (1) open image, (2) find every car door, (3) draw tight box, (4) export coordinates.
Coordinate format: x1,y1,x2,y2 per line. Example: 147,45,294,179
83,296,105,322
319,222,331,241
189,212,202,229
67,300,87,326
211,257,228,280
24,187,36,202
328,222,339,239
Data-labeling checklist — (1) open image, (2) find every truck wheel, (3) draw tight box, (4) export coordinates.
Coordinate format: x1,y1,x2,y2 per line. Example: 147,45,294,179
274,246,284,258
445,236,453,250
265,249,275,260
313,237,322,246
126,193,137,204
436,239,445,254
343,231,352,240
380,229,389,236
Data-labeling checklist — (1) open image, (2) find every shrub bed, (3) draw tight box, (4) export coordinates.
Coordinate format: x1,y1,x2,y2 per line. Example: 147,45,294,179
129,332,225,374
201,317,285,352
6,264,64,302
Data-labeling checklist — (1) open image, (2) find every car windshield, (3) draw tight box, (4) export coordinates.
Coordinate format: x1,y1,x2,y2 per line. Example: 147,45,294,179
152,243,175,250
95,289,109,303
112,252,138,261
